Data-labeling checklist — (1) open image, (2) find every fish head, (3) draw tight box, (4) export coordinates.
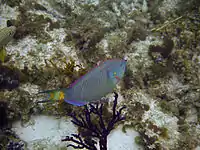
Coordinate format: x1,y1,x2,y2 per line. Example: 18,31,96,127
7,26,16,37
107,59,127,83
0,26,16,48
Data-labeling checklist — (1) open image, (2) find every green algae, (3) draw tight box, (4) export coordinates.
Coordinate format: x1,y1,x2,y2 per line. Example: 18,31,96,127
158,100,179,116
171,49,196,84
159,127,169,139
7,3,61,43
0,48,7,63
134,136,144,145
122,122,139,133
106,32,128,57
68,24,106,52
122,67,135,89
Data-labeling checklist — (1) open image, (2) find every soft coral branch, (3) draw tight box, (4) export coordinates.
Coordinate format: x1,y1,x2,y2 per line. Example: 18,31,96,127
62,92,126,150
62,134,97,150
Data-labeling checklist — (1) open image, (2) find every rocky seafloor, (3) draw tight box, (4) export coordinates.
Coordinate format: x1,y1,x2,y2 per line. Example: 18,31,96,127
0,0,200,149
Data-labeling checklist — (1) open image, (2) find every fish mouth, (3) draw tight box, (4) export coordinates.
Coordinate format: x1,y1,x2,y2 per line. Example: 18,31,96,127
115,76,120,82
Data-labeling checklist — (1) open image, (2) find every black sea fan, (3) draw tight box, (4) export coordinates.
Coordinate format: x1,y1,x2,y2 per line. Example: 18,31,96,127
0,101,8,129
62,92,126,150
7,140,24,150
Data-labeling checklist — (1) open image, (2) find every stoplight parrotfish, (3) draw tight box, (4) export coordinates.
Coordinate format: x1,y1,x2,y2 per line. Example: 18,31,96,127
38,59,127,106
0,26,16,49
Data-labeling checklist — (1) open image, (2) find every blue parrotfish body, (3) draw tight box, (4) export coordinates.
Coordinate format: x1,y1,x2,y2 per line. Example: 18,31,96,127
39,59,127,106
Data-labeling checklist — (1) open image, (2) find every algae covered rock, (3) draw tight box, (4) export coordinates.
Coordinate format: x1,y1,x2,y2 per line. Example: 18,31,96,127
0,65,20,90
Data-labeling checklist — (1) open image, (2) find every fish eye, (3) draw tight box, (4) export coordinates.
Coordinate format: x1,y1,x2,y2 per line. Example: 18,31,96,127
9,31,13,36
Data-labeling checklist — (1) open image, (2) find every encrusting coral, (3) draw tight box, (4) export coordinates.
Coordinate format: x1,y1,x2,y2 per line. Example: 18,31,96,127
62,92,126,150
